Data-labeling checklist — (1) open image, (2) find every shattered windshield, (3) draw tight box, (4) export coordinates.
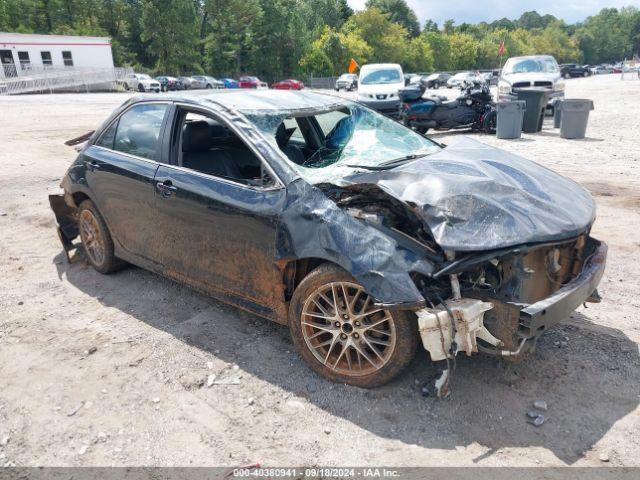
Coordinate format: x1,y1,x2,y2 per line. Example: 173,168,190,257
245,102,440,183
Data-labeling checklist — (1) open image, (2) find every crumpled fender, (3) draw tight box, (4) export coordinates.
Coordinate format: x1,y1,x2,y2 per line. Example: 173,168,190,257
276,179,434,308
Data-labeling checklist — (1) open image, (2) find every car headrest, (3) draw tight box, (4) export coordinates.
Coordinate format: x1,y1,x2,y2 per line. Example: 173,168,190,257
182,121,212,152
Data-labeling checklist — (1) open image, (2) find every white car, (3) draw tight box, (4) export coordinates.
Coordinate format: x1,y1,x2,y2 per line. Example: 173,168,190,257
446,71,480,88
356,63,404,118
497,55,565,112
124,73,161,93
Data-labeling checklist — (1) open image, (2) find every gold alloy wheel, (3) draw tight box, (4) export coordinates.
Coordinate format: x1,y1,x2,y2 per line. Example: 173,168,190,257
301,282,397,376
79,209,106,266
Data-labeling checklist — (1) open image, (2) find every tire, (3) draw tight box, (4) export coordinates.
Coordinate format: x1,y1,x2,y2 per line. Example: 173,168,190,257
482,110,497,134
77,200,126,274
138,83,145,92
124,83,130,91
206,84,213,89
288,264,419,388
564,73,571,79
583,71,588,77
433,81,439,89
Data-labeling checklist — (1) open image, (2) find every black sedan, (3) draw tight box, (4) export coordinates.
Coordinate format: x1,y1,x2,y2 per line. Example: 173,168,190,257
50,91,606,392
560,64,591,78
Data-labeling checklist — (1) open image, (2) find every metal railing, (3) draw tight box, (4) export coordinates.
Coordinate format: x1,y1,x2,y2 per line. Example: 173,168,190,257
0,65,133,95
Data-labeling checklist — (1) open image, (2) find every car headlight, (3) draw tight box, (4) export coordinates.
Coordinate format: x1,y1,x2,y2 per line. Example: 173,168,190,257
498,81,512,94
555,80,565,91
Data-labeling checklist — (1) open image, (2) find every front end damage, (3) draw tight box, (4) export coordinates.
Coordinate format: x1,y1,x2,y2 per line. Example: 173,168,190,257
319,174,607,398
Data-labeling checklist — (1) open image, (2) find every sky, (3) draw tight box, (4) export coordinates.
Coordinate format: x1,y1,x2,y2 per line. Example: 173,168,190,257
347,0,640,26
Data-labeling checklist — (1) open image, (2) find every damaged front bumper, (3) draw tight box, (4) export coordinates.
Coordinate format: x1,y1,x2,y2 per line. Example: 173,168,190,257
417,239,607,362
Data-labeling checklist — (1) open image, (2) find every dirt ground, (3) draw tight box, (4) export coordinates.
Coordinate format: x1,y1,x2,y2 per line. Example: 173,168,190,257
0,74,639,468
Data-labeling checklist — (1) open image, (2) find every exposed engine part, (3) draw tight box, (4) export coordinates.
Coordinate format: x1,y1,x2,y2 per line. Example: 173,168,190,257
416,298,501,362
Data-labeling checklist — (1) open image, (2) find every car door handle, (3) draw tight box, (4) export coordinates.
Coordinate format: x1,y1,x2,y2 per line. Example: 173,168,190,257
85,159,101,171
156,180,177,198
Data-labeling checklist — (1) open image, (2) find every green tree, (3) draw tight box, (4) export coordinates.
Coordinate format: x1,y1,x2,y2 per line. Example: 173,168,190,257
141,0,201,74
365,0,420,36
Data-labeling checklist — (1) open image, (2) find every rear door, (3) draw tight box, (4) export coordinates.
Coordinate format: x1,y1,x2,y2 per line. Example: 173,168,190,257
84,102,171,261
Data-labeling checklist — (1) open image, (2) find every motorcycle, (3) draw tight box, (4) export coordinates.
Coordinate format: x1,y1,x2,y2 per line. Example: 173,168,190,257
400,80,496,134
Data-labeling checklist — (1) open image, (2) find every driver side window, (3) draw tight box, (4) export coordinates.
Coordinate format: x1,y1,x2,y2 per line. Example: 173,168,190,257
177,111,275,187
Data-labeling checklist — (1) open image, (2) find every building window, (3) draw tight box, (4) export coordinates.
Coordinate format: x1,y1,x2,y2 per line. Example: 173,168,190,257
17,51,31,70
41,51,52,67
62,51,73,67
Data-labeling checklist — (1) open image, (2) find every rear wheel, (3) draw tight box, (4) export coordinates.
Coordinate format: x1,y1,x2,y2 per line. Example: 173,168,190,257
482,110,497,134
288,264,418,388
78,200,125,274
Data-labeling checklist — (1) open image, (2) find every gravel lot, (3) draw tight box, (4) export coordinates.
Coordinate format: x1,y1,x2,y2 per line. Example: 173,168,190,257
0,74,639,468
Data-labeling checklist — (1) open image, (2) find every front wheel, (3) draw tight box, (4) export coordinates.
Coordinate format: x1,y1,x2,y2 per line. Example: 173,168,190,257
583,71,588,77
288,264,418,388
138,83,145,92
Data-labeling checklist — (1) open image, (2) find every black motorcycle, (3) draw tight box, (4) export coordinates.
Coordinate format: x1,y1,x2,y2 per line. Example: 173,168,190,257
400,80,496,134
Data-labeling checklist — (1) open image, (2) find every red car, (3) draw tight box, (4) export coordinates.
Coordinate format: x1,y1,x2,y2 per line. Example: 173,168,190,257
238,76,267,89
271,79,305,90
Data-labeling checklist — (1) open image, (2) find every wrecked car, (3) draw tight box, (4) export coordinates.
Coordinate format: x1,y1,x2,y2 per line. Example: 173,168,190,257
50,90,606,392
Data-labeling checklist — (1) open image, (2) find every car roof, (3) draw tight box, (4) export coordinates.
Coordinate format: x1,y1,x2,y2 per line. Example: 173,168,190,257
507,55,556,61
132,90,348,113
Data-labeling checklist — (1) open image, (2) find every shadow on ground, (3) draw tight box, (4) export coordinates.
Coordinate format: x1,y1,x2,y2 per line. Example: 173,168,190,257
57,253,639,464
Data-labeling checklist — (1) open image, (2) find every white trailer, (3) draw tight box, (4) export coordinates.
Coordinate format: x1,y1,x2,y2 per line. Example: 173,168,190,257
0,32,119,94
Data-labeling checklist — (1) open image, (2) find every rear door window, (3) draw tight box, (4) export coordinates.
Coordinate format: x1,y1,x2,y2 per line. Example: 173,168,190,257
112,104,168,160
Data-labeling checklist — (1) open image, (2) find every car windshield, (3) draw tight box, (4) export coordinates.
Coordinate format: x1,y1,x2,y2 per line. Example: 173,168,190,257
245,102,440,183
503,58,558,74
453,72,472,79
360,69,402,85
339,74,355,80
138,74,151,80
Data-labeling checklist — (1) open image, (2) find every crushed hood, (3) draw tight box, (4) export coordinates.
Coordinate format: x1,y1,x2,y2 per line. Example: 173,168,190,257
336,137,595,251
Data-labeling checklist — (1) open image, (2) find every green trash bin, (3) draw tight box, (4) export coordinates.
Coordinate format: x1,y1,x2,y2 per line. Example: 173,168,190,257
560,99,594,139
553,100,563,128
496,101,526,139
516,88,551,133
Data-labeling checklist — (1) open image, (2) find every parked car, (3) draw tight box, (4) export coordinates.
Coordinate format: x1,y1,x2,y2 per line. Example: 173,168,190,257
560,64,591,78
446,71,479,88
357,63,405,118
155,76,179,92
177,76,193,90
221,78,239,88
334,73,358,91
422,72,450,89
192,75,224,89
272,79,304,90
123,73,160,93
238,76,268,88
497,55,565,113
50,90,606,391
591,65,614,75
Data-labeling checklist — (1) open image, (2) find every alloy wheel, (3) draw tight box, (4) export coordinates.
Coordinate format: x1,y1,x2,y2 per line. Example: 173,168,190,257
300,282,397,376
79,209,106,266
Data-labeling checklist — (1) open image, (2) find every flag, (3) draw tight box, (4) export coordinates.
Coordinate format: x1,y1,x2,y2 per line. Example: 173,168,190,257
498,41,506,57
348,58,359,74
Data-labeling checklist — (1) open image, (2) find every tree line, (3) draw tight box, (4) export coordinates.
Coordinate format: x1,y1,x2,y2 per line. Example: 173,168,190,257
1,0,639,80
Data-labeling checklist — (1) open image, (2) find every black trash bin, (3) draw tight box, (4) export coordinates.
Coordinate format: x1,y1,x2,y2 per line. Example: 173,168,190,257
516,88,551,133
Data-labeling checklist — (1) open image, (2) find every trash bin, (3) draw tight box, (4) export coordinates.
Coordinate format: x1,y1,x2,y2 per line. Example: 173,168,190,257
560,99,594,139
496,101,526,139
516,88,551,133
553,100,563,128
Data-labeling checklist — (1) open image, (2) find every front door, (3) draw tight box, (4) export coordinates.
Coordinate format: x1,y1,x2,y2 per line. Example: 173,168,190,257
0,50,17,78
84,102,170,261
